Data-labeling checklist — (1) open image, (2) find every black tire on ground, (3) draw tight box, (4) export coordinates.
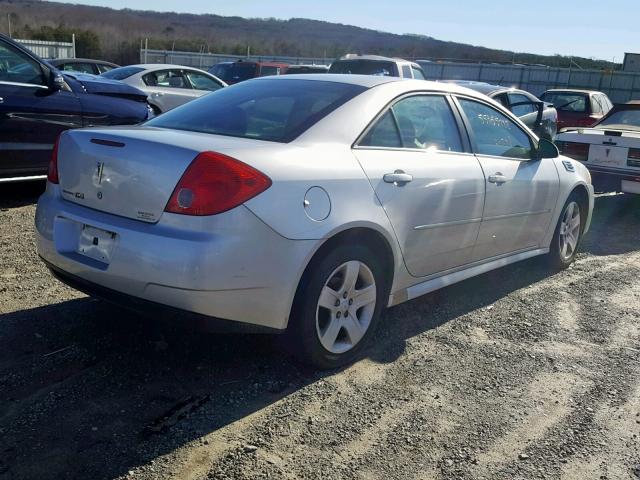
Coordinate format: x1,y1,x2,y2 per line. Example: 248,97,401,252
284,243,389,369
548,192,585,269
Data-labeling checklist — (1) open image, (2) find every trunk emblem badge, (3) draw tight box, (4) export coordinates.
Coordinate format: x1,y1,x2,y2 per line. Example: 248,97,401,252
95,161,105,185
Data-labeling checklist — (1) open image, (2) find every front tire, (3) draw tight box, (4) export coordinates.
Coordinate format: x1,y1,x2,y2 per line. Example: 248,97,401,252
548,194,584,269
285,244,388,369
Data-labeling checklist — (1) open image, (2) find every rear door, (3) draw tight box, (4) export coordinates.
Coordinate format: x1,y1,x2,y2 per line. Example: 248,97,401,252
353,93,486,277
144,69,196,111
454,96,559,260
0,39,82,178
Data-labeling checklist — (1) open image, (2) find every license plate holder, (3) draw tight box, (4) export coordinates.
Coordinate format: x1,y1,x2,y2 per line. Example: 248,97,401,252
77,225,117,264
588,145,628,167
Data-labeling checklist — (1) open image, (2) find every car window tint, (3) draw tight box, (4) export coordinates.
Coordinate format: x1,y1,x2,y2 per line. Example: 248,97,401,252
259,66,280,77
508,93,535,116
359,111,402,148
185,71,223,91
493,93,510,108
541,92,587,113
329,60,396,76
62,63,95,74
101,66,144,80
458,98,533,160
401,65,412,78
0,42,45,86
411,66,426,80
144,70,189,89
147,79,366,143
591,95,603,114
392,95,463,152
97,64,115,74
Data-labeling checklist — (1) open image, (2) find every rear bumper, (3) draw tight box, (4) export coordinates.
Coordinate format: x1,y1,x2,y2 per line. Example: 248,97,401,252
35,185,316,330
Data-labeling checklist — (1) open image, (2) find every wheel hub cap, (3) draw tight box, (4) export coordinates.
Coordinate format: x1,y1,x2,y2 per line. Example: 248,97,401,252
559,201,581,261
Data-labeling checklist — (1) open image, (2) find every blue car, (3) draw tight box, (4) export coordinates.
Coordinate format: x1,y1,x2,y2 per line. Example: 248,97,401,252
0,34,153,182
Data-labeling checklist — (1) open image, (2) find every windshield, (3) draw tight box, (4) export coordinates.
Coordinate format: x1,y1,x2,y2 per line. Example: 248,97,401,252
209,63,257,83
540,92,587,113
597,108,640,130
101,66,145,80
329,60,397,77
146,79,366,142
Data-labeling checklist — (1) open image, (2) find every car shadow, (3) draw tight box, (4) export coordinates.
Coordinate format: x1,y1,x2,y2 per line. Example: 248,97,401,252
0,192,637,479
580,193,640,256
0,181,45,210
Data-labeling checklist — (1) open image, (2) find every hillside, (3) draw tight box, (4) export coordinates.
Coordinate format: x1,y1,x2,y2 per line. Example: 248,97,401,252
1,0,617,69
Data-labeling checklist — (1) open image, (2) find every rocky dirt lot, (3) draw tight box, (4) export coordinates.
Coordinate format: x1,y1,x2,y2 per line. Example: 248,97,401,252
0,183,639,480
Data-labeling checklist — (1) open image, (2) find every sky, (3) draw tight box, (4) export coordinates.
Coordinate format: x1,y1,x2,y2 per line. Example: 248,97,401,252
59,0,638,61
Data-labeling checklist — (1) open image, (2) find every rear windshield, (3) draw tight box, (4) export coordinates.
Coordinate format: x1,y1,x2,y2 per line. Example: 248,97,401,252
329,60,397,77
146,79,367,143
541,92,587,113
210,63,257,83
597,108,640,130
101,66,145,80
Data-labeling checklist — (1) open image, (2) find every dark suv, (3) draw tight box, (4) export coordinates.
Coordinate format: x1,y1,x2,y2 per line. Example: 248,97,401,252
0,34,152,182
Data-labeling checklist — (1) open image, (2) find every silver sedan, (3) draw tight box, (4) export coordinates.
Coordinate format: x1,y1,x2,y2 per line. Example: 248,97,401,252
101,64,226,114
35,75,594,368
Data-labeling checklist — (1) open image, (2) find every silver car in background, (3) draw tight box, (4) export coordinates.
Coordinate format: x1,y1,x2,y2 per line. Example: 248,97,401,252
35,75,594,368
101,64,226,114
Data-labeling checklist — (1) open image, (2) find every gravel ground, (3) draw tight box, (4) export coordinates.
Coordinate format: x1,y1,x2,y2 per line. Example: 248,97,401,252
1,183,639,480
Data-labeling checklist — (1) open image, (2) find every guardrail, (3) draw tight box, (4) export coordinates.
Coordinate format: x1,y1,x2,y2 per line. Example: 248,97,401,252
16,38,75,59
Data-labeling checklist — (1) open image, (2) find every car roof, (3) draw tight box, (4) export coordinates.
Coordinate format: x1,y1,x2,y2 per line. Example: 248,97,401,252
334,54,420,67
130,64,208,71
50,58,117,66
251,74,492,96
446,80,518,96
544,89,604,95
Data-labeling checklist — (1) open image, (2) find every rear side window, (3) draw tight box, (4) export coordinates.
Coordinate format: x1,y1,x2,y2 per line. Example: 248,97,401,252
259,66,280,77
401,65,412,78
101,66,144,80
146,79,366,143
359,95,463,152
411,66,426,80
458,98,533,160
591,95,603,114
144,70,189,89
61,62,95,74
508,93,535,116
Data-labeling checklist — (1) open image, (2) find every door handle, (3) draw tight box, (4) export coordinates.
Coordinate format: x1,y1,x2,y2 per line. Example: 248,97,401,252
488,172,507,184
383,170,413,185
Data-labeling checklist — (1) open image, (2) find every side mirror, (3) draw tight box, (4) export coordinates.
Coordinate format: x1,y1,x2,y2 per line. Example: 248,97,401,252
536,138,559,159
51,73,66,91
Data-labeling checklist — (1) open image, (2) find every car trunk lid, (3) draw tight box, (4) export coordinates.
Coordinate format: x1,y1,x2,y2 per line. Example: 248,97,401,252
57,126,271,223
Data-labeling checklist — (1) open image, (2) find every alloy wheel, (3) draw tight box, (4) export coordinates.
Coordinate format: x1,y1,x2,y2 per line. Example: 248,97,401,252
559,201,581,261
316,260,377,354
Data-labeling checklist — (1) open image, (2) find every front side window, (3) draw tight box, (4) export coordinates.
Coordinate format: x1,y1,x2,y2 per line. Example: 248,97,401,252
458,98,533,160
185,71,223,91
0,41,45,86
359,95,463,152
146,79,366,143
508,93,535,116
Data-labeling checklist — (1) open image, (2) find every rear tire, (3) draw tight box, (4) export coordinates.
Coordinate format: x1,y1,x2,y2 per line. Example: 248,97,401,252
284,243,388,369
548,193,584,269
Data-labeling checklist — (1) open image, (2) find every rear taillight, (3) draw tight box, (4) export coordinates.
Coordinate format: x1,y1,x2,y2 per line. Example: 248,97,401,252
556,141,589,162
628,148,640,168
47,135,60,184
165,151,272,216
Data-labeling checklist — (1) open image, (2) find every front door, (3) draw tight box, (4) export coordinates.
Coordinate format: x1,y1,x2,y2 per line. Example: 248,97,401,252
353,94,486,278
455,97,560,260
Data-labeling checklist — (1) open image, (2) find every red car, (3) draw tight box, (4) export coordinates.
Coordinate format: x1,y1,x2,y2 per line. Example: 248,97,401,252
540,89,613,130
208,60,288,85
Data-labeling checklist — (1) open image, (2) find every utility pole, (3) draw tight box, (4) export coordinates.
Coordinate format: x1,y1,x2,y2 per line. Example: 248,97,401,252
7,13,12,38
